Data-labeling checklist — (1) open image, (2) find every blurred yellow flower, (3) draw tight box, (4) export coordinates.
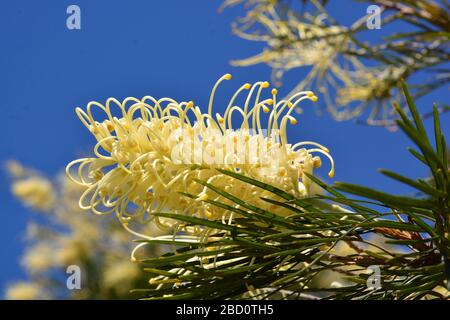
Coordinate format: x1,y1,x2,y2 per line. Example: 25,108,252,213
21,243,56,274
54,237,86,266
6,160,26,178
11,176,55,211
335,65,407,125
6,162,165,299
5,282,45,300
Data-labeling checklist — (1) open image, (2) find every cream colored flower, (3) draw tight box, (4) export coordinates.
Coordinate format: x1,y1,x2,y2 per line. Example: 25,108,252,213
11,176,55,211
231,9,350,81
223,0,415,125
21,243,56,274
66,74,334,237
5,282,44,300
335,65,407,124
431,286,450,299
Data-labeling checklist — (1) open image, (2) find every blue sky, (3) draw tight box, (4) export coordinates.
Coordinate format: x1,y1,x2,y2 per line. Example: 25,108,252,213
0,1,448,295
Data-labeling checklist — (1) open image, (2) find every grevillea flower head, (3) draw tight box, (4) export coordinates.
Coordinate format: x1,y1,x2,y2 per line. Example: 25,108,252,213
66,74,334,237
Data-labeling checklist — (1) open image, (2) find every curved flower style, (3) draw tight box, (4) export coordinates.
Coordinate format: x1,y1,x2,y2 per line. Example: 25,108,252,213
66,74,334,237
